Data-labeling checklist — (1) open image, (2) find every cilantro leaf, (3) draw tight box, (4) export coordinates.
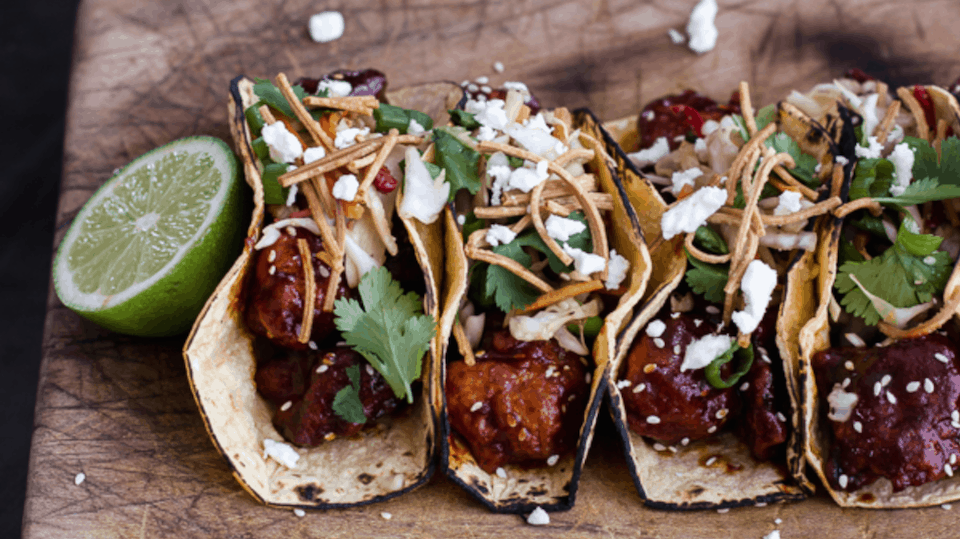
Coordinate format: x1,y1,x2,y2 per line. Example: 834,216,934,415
897,217,943,256
768,132,819,188
507,155,525,169
693,225,729,255
484,242,540,311
333,267,435,403
332,364,367,424
684,248,728,304
848,158,894,201
374,104,433,134
835,226,952,325
755,104,777,132
939,137,960,186
448,109,481,130
871,177,960,207
513,211,592,273
902,136,940,184
433,128,481,200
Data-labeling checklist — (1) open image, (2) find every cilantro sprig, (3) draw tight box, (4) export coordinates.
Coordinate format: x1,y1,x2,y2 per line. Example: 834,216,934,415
433,128,481,200
731,108,818,189
684,248,729,304
332,365,367,424
835,218,952,326
849,137,960,208
333,267,435,403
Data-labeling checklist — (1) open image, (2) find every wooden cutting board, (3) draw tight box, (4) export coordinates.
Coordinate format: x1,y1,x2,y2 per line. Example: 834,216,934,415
23,0,960,537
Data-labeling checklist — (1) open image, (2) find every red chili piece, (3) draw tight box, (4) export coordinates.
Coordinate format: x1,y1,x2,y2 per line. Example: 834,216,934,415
671,105,705,138
372,166,399,193
913,85,938,131
843,68,875,83
636,89,741,152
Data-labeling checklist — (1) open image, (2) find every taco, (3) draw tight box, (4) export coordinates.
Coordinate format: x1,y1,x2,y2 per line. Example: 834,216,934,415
437,80,651,512
794,74,960,508
182,70,464,508
600,82,845,509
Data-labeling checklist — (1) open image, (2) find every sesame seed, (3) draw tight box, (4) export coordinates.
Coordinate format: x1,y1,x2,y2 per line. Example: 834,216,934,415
74,472,85,486
545,366,556,378
654,338,665,348
951,454,957,465
681,437,690,446
671,311,681,319
318,266,330,278
324,433,336,441
717,508,729,514
707,425,717,434
756,502,767,507
269,265,277,275
777,412,787,423
775,518,782,525
647,415,661,424
653,443,667,451
716,409,729,419
925,378,935,393
694,319,703,327
480,85,492,94
673,344,681,355
616,379,632,389
467,83,479,92
842,377,851,388
286,226,297,236
547,455,559,466
568,394,577,401
873,382,882,396
493,61,504,73
705,456,717,466
943,503,953,510
706,306,720,314
886,391,897,404
668,446,678,453
268,250,277,262
644,364,656,374
563,365,570,371
633,383,647,393
475,76,489,84
740,382,750,391
845,361,855,371
461,80,470,86
367,365,374,376
381,512,392,520
294,508,306,517
906,381,920,393
496,467,507,478
585,373,592,384
308,340,318,350
853,421,863,433
947,463,954,477
761,354,771,364
280,401,293,411
470,401,482,412
936,353,950,364
839,474,849,488
880,374,891,387
316,364,328,373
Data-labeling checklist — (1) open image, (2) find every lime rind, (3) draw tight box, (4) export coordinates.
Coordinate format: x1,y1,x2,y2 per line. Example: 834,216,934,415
53,136,246,337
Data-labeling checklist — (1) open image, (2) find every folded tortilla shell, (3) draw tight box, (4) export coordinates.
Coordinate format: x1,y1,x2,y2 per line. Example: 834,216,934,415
181,76,464,509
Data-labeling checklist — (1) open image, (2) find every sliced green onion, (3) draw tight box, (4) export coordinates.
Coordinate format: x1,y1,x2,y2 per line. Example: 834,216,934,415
251,137,269,160
704,342,754,389
261,162,291,205
568,316,603,339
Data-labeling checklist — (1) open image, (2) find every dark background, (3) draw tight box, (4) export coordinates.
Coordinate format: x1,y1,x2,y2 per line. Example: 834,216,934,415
1,1,81,536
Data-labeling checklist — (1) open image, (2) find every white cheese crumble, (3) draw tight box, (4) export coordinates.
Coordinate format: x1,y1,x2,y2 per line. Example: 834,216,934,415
496,467,507,478
660,186,727,240
74,472,85,486
332,174,359,201
681,334,733,372
457,214,466,225
317,79,352,97
774,190,803,216
646,320,666,338
470,98,509,132
732,260,778,335
381,512,392,520
668,28,686,44
398,146,449,224
508,160,549,193
605,249,630,290
407,118,426,135
545,214,587,242
334,126,371,149
302,146,326,164
486,152,512,205
889,142,915,196
686,0,719,54
485,224,517,247
763,531,781,539
308,11,345,43
263,438,300,469
262,121,303,164
835,155,849,166
562,245,606,275
827,384,859,422
670,167,704,195
294,508,306,517
855,135,883,159
255,218,322,250
526,506,550,526
627,136,670,168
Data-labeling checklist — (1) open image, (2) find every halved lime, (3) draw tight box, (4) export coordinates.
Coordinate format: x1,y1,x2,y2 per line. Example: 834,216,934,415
53,136,247,337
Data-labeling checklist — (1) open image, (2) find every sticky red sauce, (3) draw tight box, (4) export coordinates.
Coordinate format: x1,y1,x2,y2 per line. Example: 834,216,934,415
636,90,740,152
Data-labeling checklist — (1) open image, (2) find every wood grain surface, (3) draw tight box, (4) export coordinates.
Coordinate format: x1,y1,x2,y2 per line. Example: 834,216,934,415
23,0,960,537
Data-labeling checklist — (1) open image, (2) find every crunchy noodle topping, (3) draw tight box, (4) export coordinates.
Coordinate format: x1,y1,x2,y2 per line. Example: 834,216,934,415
297,238,316,343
